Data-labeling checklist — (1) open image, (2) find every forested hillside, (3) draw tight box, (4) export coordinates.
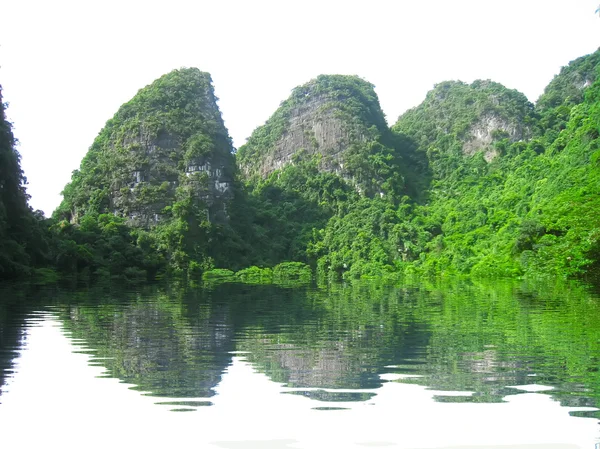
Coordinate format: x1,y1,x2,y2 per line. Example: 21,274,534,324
52,69,251,278
0,86,47,279
2,49,599,282
381,51,600,279
306,51,600,280
232,75,421,269
232,50,600,281
241,51,600,280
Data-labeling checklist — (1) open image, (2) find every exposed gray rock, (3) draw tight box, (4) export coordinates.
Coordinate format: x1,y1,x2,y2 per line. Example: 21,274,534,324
463,113,530,162
237,75,396,196
249,93,364,178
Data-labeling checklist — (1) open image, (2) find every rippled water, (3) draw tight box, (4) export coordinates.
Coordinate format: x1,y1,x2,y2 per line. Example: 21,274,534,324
1,279,600,448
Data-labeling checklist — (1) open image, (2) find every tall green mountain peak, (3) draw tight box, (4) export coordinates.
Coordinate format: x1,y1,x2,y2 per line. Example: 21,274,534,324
5,49,600,281
236,75,409,198
57,68,235,227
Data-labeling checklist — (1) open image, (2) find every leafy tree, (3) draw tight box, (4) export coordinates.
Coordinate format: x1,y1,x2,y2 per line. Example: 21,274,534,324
0,86,49,279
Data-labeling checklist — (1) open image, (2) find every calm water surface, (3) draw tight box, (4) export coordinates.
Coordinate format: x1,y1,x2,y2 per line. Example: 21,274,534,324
1,279,600,448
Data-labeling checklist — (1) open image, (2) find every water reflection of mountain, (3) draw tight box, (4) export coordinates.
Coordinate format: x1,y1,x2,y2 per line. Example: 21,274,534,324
224,283,430,390
3,279,600,410
416,280,600,406
58,286,236,398
233,280,600,408
239,318,430,390
55,283,433,397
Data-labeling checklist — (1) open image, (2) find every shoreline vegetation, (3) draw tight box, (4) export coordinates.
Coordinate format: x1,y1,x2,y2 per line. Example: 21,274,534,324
2,49,600,286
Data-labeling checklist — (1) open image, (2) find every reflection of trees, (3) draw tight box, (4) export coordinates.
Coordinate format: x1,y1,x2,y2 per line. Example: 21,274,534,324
0,287,37,400
236,279,600,408
0,316,26,398
390,279,600,406
8,277,599,410
59,286,235,398
238,283,431,389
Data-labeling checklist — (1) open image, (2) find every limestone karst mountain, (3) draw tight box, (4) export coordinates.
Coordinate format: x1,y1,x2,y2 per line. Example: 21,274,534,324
236,74,409,198
3,49,600,280
57,68,235,227
393,79,536,165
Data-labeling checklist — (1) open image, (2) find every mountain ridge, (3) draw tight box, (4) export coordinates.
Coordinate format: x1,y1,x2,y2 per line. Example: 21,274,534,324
2,48,600,281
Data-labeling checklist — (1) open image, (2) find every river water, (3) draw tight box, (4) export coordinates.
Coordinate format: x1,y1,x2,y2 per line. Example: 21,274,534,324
1,279,599,448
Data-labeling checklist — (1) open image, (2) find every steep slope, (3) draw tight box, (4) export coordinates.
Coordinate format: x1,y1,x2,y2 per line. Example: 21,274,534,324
228,75,421,270
57,68,235,227
237,75,409,199
53,69,247,276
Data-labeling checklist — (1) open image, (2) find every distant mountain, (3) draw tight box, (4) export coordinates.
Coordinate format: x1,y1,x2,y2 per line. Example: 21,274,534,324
393,79,536,167
537,48,600,111
535,49,600,141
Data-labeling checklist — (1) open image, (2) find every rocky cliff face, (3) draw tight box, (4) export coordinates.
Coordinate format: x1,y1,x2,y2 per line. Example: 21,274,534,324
393,80,535,164
58,68,234,227
463,113,529,162
236,75,392,182
249,92,358,177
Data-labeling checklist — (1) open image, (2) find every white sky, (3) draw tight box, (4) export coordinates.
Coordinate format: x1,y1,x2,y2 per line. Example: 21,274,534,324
1,0,599,216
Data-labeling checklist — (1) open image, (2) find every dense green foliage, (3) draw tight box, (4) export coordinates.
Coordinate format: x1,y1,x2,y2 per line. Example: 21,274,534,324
237,75,413,199
49,69,249,279
46,214,159,280
537,51,600,111
372,51,600,279
3,50,600,283
0,87,49,279
202,262,311,286
306,50,600,280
